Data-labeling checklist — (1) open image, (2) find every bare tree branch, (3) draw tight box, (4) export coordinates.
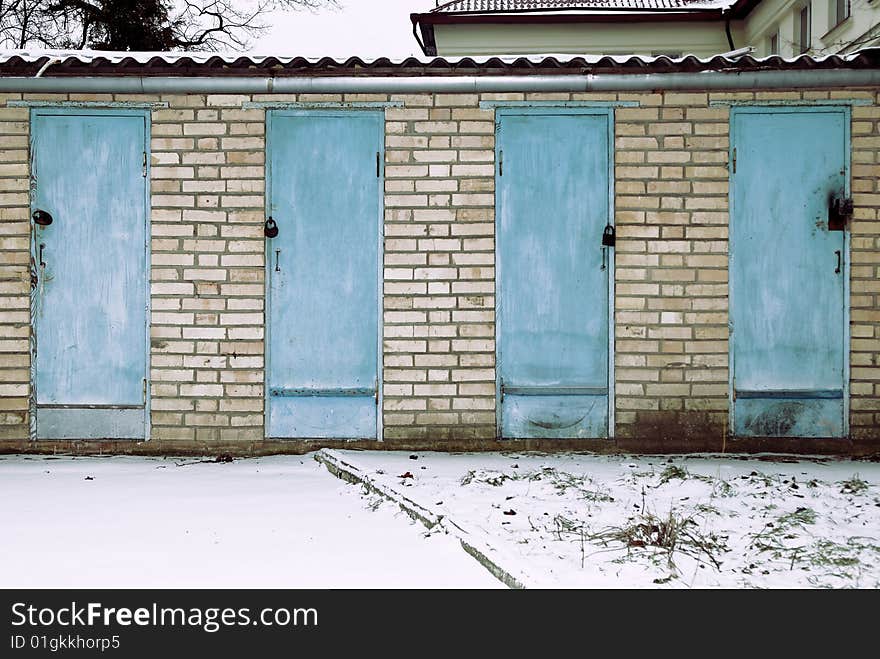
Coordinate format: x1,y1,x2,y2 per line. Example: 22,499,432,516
0,0,339,51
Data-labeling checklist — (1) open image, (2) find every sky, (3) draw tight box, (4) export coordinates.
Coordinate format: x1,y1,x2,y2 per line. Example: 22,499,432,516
257,0,437,58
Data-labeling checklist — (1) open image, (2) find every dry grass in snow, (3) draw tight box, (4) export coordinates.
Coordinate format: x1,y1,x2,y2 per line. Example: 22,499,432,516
330,450,880,588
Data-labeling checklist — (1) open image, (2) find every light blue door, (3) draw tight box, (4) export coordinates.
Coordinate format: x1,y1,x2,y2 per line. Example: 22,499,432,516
31,110,148,439
266,111,382,439
731,108,848,437
496,109,612,438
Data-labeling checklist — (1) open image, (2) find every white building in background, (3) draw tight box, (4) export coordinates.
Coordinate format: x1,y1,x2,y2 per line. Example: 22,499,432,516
410,0,880,58
748,0,879,56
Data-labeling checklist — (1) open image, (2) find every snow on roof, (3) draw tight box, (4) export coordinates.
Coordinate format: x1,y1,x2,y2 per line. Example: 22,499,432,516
0,46,874,67
0,48,302,66
429,0,736,13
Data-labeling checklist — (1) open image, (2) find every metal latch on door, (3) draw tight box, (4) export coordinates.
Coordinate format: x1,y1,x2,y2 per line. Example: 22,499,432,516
265,218,282,271
600,223,615,270
828,194,853,232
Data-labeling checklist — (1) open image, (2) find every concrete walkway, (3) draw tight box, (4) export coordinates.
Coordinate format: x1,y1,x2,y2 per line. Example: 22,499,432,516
0,454,502,588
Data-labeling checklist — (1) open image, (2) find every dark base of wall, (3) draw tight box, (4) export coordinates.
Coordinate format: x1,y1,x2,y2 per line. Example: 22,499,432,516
0,437,877,459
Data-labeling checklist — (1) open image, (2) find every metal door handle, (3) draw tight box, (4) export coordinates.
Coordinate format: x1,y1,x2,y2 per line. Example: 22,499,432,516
275,249,281,272
834,250,841,274
39,243,46,268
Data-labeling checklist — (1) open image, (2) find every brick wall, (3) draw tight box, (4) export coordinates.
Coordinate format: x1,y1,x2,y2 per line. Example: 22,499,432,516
0,85,876,447
850,92,880,440
383,92,496,441
149,93,266,443
613,91,730,442
0,94,29,441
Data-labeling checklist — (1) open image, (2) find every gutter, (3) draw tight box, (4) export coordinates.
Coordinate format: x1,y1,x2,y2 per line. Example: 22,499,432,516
411,10,728,24
724,9,736,51
33,56,60,78
411,14,437,57
1,69,879,94
411,18,428,57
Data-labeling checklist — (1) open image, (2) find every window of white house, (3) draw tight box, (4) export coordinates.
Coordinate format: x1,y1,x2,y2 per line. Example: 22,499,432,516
799,3,812,53
769,30,780,55
833,0,850,26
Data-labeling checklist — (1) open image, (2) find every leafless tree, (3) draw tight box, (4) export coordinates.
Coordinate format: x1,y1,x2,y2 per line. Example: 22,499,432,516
0,0,339,51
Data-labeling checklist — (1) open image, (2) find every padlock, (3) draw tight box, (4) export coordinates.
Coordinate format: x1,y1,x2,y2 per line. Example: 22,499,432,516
264,217,279,238
828,194,853,232
601,224,615,247
32,209,53,226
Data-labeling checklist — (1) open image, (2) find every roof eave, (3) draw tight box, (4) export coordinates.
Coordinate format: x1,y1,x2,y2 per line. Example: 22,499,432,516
412,9,727,25
410,9,729,53
728,0,763,18
410,13,438,57
410,1,777,55
4,48,878,78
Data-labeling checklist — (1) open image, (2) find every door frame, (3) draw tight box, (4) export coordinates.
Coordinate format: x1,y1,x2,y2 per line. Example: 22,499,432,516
28,107,152,441
727,104,851,438
263,108,385,440
493,106,616,439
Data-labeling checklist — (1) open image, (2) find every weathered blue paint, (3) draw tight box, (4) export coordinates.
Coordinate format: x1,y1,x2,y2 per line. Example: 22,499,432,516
735,389,843,400
730,107,849,438
266,110,382,439
496,108,613,439
37,408,146,440
269,387,376,397
31,110,149,439
735,398,845,438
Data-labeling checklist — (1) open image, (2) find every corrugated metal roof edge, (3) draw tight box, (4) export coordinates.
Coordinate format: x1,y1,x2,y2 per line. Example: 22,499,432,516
0,48,878,76
427,1,735,15
423,0,755,15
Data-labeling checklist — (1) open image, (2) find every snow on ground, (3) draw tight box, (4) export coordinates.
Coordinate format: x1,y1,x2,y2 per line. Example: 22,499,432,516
329,450,880,588
0,454,502,589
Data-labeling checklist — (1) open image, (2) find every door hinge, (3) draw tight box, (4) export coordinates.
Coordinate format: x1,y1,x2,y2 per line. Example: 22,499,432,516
499,149,503,177
376,151,380,178
732,147,737,174
142,151,147,178
142,378,147,404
